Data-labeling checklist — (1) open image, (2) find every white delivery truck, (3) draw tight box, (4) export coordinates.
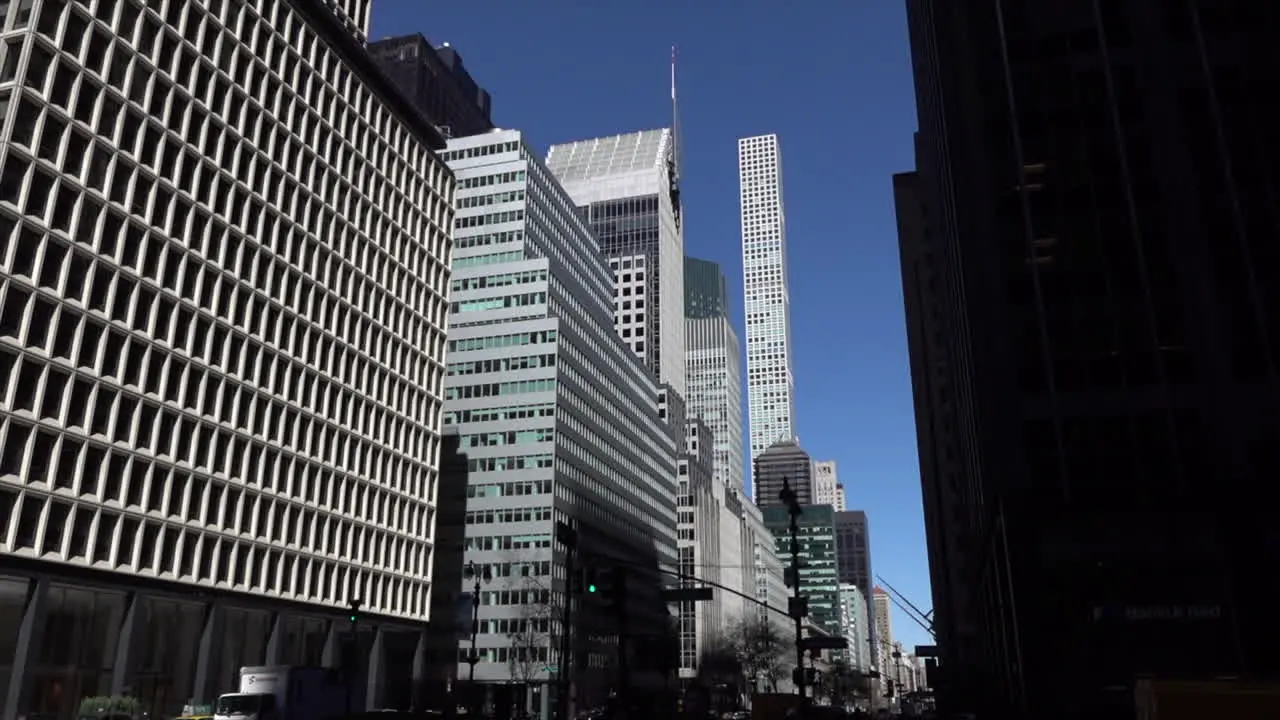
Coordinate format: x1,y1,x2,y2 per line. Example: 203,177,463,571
213,666,357,720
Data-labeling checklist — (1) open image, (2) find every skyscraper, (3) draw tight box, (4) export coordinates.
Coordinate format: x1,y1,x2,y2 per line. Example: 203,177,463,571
0,0,455,714
902,1,1280,716
685,255,728,319
753,438,812,508
684,257,745,492
439,130,678,707
838,583,873,671
873,587,894,671
835,511,875,660
546,130,686,399
762,504,841,637
738,134,796,473
812,460,845,510
367,34,494,139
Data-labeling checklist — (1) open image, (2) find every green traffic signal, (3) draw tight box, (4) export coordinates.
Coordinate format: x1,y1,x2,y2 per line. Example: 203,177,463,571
588,584,597,593
349,614,357,623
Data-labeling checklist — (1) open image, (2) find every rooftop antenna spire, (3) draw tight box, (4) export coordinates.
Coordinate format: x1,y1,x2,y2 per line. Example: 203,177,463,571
670,45,681,181
669,44,683,229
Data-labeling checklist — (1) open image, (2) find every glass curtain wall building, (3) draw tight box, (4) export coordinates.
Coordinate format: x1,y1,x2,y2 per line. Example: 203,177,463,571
0,0,455,717
439,130,678,709
683,256,744,494
546,129,686,401
763,505,840,637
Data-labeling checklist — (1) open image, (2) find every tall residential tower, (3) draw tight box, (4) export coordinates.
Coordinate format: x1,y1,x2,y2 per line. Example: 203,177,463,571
738,134,795,477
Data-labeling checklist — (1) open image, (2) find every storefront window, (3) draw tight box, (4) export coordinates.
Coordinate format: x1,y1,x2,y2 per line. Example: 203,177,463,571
131,597,205,716
23,585,126,720
0,576,32,712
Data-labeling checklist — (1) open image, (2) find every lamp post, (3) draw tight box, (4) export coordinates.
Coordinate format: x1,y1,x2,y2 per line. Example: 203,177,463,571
464,561,491,716
345,597,363,715
778,477,807,704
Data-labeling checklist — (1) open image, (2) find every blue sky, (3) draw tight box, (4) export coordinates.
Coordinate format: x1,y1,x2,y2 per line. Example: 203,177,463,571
370,0,932,651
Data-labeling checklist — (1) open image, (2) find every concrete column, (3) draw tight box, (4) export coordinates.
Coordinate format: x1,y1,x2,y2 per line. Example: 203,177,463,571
109,592,148,696
365,627,385,711
320,620,341,668
190,602,225,704
410,631,427,712
262,613,283,665
3,578,49,720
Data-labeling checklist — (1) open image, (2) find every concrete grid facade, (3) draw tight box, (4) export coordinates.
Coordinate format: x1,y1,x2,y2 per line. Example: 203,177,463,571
439,130,678,694
546,130,686,402
0,0,454,716
738,134,795,473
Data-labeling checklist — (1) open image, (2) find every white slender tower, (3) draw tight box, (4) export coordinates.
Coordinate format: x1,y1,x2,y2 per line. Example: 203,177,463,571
739,134,797,496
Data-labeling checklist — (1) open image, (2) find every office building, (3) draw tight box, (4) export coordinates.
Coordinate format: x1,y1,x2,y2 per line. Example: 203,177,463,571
684,257,745,493
546,130,686,400
684,255,728,319
0,1,456,716
834,511,874,656
716,483,746,627
873,588,893,670
739,500,794,692
367,34,494,139
676,419,723,679
763,504,840,638
838,583,872,671
439,130,678,711
753,437,812,508
739,134,796,470
902,1,1280,716
812,460,844,510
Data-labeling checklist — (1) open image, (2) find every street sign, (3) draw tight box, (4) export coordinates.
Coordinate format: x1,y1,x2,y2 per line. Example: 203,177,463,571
662,587,713,602
799,636,849,651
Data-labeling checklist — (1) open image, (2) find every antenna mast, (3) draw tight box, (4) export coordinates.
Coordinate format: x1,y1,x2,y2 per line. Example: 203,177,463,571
669,45,683,229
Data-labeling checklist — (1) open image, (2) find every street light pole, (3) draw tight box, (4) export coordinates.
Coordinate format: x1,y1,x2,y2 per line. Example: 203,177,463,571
778,477,807,705
465,561,490,716
345,597,363,715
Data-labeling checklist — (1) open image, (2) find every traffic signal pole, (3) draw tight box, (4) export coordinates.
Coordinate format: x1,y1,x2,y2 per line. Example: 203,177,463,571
554,522,579,720
613,569,631,717
779,478,808,705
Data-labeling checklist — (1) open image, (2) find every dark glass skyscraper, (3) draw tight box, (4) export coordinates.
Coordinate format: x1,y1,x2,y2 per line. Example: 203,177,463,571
684,256,728,319
367,34,493,139
900,1,1280,718
753,438,812,508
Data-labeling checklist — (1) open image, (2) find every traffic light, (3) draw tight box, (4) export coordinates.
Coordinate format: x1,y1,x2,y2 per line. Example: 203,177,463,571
575,567,599,595
599,567,628,615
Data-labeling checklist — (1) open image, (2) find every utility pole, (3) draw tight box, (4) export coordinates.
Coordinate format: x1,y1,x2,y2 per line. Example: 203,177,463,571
778,477,807,704
554,521,579,720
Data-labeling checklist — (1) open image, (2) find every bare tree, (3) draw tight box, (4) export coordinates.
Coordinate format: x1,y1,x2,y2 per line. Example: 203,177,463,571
821,657,870,707
697,631,742,684
727,615,788,693
501,553,556,687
